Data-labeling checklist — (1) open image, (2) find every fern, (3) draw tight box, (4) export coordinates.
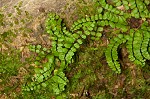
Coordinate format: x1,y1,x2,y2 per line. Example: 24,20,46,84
23,0,150,95
105,34,127,73
125,21,150,67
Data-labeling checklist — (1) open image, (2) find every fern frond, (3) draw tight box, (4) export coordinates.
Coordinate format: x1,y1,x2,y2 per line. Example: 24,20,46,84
105,34,127,73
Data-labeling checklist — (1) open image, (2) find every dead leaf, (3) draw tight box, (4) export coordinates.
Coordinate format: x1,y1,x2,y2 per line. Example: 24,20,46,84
117,5,125,10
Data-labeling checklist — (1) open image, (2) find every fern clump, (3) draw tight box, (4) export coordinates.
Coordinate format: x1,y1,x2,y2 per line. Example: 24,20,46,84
23,0,150,95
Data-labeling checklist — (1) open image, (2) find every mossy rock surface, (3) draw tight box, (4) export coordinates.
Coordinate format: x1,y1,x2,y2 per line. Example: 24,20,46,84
0,0,150,98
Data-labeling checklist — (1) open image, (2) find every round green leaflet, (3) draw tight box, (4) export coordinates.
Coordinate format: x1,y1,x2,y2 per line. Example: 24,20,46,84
77,39,83,44
74,43,80,49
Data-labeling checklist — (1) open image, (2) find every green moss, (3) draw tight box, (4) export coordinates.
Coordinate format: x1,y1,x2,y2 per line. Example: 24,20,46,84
0,50,24,94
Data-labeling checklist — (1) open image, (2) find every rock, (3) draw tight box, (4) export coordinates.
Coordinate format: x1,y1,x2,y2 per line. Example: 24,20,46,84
0,0,66,16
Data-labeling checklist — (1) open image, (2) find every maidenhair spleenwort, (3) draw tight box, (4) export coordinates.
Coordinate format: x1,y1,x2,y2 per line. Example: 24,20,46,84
23,0,150,95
